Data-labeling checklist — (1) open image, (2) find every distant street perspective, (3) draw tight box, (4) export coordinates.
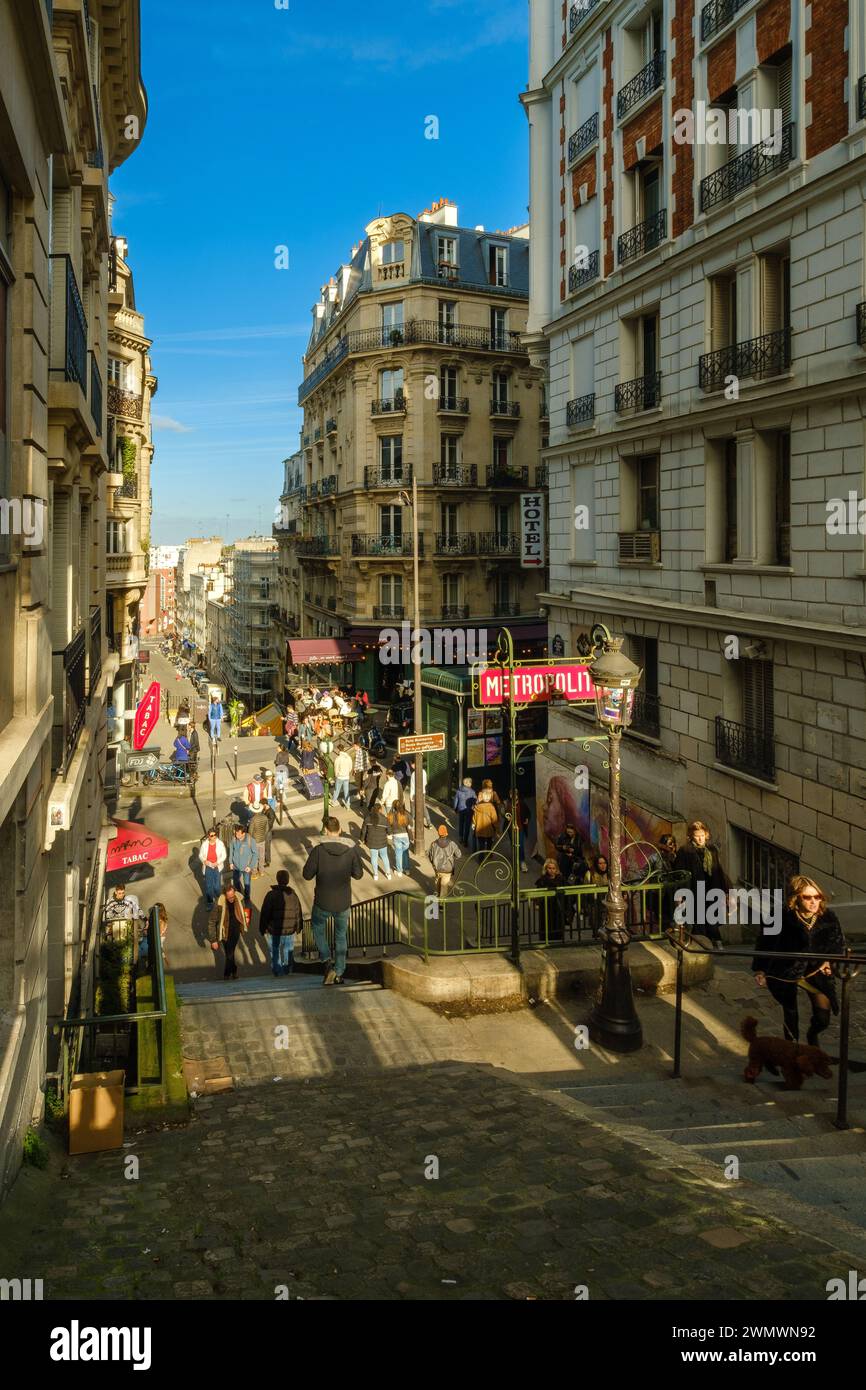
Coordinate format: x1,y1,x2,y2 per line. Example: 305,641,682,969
2,0,866,1329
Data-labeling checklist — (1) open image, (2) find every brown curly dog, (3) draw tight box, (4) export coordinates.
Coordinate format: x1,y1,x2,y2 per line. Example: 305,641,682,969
741,1016,834,1090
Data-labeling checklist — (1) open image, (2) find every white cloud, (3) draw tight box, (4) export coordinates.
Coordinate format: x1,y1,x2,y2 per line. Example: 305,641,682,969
152,415,193,433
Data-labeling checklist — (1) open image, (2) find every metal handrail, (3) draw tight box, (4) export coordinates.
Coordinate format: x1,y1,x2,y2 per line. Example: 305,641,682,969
666,932,865,1131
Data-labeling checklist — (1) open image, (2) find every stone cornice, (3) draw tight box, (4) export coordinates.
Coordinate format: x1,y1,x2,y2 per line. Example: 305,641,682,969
539,585,866,651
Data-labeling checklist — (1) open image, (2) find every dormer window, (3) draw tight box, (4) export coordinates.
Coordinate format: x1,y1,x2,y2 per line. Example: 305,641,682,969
489,244,509,287
438,235,457,267
382,240,404,265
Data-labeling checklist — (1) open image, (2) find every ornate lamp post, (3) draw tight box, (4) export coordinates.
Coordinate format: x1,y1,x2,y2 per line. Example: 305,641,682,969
588,630,644,1053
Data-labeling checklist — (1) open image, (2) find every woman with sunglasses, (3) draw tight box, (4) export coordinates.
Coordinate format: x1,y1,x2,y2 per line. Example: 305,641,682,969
752,875,846,1045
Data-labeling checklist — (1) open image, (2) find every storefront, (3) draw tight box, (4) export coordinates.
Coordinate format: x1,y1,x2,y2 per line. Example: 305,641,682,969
286,637,365,693
420,666,547,804
348,618,549,704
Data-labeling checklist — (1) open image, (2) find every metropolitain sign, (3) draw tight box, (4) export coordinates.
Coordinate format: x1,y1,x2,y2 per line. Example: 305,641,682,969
478,664,595,706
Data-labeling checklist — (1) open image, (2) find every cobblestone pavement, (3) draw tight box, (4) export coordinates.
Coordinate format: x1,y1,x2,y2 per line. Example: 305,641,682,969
2,1059,861,1302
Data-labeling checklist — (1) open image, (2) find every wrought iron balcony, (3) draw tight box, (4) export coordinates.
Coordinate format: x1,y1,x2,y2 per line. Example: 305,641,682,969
441,605,469,620
373,605,405,620
351,534,424,558
479,533,519,556
698,329,791,391
569,0,602,34
321,475,337,496
434,533,477,556
296,535,338,556
618,208,667,265
629,689,660,737
493,602,520,617
536,463,548,487
619,531,661,564
326,417,337,434
314,427,323,443
49,254,87,391
432,464,477,486
303,434,310,446
614,372,662,413
107,384,143,420
52,626,87,774
699,124,795,213
857,303,866,348
364,465,412,488
372,393,406,415
859,75,866,122
617,51,665,119
490,399,520,418
568,250,600,294
115,473,138,499
486,465,528,487
540,401,549,421
90,353,103,437
568,112,599,165
567,393,596,426
701,0,750,43
715,714,774,780
438,395,470,414
307,481,320,499
88,605,102,697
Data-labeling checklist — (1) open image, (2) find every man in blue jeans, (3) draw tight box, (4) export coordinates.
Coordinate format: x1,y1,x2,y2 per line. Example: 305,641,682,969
229,825,258,909
302,816,363,985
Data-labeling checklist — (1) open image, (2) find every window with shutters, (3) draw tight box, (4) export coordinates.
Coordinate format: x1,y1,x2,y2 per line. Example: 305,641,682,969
742,659,774,740
716,657,775,777
441,574,461,608
440,434,460,471
627,636,660,735
708,271,737,352
759,249,790,336
774,431,791,565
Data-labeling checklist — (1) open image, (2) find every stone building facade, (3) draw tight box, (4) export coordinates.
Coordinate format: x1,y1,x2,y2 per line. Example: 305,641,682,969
223,539,278,708
0,0,146,1197
526,0,866,903
272,451,304,697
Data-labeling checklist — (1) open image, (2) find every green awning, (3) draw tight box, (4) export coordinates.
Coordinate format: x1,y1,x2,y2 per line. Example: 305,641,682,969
420,666,472,695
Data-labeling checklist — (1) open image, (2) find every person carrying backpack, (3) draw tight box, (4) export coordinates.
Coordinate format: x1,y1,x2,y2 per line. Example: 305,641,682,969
259,869,302,976
428,825,461,897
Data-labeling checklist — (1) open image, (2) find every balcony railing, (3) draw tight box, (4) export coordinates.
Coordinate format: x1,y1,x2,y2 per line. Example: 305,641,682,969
364,465,413,488
373,605,406,621
372,394,406,415
698,328,791,391
314,427,322,442
701,0,750,43
618,531,661,564
614,371,662,413
115,473,138,499
326,417,337,434
536,463,548,487
88,605,102,696
308,481,320,499
352,535,424,558
53,627,87,774
618,208,667,264
569,0,602,34
567,393,596,426
90,353,103,437
49,254,87,391
479,533,519,556
493,602,520,617
295,536,338,556
715,715,774,781
107,384,143,420
326,597,337,611
857,303,866,348
435,533,477,556
438,395,470,414
486,465,528,487
321,475,337,496
617,51,665,119
699,124,795,213
432,464,477,487
568,112,599,165
859,75,866,122
490,399,520,418
630,689,660,737
441,605,469,621
298,320,527,403
568,250,600,294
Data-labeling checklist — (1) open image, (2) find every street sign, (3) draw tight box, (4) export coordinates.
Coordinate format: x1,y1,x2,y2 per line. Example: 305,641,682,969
133,681,161,749
123,751,160,772
398,732,446,756
478,663,594,706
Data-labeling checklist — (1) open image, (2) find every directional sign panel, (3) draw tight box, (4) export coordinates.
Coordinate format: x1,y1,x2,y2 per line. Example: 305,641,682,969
398,732,446,756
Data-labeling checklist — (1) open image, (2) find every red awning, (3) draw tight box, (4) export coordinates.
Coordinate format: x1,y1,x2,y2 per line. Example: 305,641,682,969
106,820,170,874
288,638,363,665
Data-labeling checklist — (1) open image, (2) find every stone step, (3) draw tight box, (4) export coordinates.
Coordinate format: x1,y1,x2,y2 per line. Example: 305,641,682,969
177,976,381,1005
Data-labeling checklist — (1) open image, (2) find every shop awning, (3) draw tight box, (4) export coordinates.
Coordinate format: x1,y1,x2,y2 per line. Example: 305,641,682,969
106,820,169,874
420,666,472,694
288,639,363,665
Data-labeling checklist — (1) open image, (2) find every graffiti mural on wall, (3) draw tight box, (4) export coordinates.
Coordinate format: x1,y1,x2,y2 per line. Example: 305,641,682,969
535,752,673,878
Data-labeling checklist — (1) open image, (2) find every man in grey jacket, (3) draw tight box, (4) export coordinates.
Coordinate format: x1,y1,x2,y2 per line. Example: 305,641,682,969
428,825,462,897
229,825,259,909
302,817,363,985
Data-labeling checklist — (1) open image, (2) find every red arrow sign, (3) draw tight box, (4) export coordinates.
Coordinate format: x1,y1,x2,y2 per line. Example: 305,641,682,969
133,681,161,750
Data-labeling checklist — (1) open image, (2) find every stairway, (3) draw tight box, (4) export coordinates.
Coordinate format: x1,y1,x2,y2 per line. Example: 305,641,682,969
558,1068,866,1228
176,974,380,1004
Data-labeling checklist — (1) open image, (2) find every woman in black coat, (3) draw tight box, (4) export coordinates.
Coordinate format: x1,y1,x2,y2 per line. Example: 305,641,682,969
535,858,567,943
674,820,731,949
753,875,846,1045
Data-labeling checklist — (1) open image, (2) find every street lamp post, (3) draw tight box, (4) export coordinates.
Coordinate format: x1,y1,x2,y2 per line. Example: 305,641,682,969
587,631,644,1053
399,482,426,850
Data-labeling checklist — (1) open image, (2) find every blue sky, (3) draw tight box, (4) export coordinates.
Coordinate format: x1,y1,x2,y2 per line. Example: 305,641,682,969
112,0,530,545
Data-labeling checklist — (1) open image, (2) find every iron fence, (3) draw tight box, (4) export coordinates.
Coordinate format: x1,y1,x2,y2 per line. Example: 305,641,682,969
700,0,750,43
433,464,477,486
49,254,87,390
618,208,667,264
53,626,87,773
614,371,662,413
566,393,596,426
568,112,599,164
435,532,477,555
568,250,600,294
569,0,602,35
715,714,775,780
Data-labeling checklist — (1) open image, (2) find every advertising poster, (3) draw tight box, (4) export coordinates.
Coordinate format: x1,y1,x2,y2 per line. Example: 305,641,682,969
485,735,503,766
466,738,485,768
484,709,503,735
467,708,485,737
534,750,672,875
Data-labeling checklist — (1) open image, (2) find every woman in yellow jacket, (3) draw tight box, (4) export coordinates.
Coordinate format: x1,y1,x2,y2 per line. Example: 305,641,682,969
471,790,499,859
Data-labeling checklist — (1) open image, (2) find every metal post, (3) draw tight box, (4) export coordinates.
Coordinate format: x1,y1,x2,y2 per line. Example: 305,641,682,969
588,729,643,1051
673,942,684,1079
211,736,217,828
835,952,852,1131
233,741,239,781
411,473,425,851
501,628,520,965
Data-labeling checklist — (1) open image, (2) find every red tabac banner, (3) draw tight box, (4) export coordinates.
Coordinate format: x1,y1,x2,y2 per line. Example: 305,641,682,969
479,664,595,706
107,820,169,873
133,681,161,750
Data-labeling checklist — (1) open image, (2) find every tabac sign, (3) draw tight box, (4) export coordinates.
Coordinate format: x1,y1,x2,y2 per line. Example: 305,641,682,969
478,663,595,706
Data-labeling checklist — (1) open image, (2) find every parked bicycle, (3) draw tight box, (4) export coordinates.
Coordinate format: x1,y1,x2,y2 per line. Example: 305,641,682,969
141,761,194,786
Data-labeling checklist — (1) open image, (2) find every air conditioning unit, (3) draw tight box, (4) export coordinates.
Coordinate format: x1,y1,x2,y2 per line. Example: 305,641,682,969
618,530,661,563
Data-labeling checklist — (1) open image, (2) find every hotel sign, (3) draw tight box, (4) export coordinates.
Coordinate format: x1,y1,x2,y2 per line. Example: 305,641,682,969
520,492,545,569
478,664,595,706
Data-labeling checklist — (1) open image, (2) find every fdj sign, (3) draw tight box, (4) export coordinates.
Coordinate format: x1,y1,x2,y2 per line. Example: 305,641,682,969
479,663,594,706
